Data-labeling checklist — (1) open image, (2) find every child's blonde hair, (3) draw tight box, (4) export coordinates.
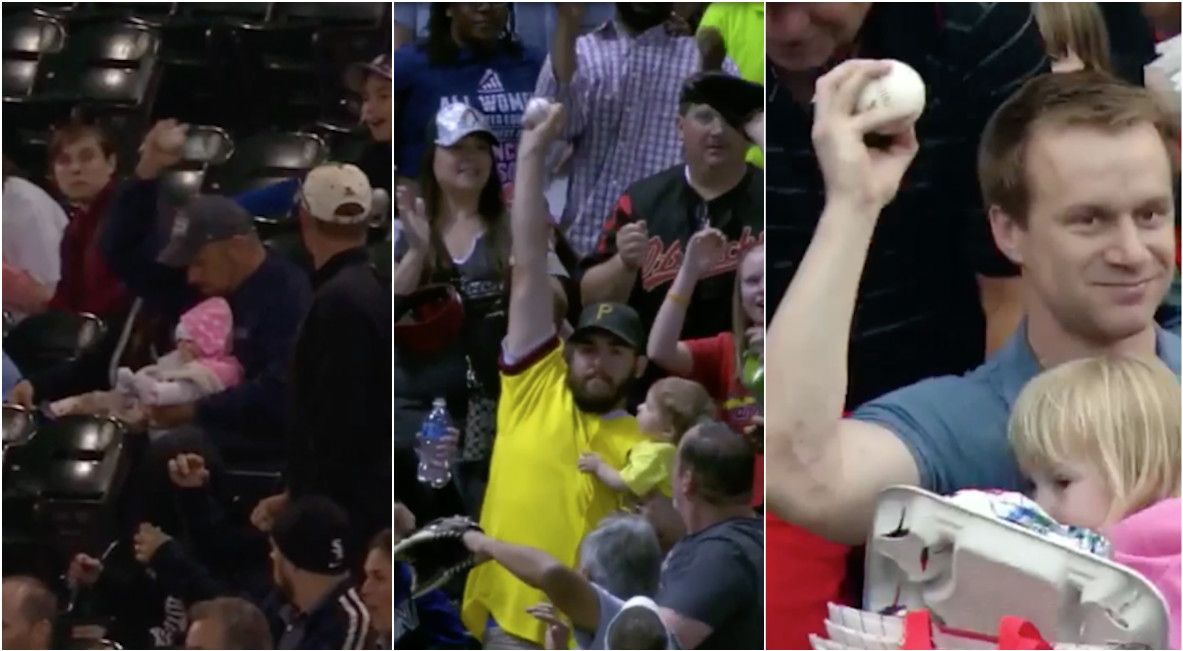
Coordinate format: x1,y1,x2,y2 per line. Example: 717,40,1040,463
649,378,716,444
1009,355,1181,520
1033,2,1113,74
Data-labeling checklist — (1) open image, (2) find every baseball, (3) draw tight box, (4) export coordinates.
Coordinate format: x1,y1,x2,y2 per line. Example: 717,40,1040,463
522,97,552,129
855,59,926,133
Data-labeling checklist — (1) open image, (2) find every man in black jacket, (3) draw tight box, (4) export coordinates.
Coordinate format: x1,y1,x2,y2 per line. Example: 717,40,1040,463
252,164,392,548
268,497,372,649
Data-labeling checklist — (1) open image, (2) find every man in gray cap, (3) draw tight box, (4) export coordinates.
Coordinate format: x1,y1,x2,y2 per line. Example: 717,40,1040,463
252,162,392,547
100,119,312,458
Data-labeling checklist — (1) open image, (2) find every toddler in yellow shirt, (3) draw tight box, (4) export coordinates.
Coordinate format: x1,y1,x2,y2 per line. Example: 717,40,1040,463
578,377,717,549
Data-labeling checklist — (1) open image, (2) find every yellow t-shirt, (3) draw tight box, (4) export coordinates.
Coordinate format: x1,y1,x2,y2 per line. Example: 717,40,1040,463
698,2,765,168
619,440,675,498
461,339,647,643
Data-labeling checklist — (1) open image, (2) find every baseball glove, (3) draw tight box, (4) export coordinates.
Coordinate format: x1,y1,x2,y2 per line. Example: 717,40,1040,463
391,516,483,598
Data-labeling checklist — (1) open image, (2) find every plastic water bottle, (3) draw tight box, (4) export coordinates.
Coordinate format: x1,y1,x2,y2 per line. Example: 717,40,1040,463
417,398,454,488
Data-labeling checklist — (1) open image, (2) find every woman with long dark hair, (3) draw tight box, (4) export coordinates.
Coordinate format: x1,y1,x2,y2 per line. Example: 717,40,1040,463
393,3,543,200
393,102,512,522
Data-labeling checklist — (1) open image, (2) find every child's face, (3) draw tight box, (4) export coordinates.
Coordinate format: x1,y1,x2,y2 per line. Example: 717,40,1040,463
1028,459,1116,531
636,390,669,438
177,340,197,361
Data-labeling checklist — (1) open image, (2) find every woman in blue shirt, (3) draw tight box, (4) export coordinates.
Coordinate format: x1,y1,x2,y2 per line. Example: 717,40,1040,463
394,4,543,201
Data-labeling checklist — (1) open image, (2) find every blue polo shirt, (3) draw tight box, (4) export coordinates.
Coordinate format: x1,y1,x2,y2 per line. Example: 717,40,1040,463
393,42,543,188
853,324,1182,496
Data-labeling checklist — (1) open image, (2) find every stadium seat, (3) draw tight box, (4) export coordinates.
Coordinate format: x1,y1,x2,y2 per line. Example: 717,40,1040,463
204,130,327,196
4,311,105,378
157,124,234,202
36,20,162,110
2,404,38,453
273,3,388,28
2,12,66,101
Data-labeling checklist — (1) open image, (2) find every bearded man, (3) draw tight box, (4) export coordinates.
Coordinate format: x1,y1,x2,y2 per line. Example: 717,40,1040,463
460,103,651,649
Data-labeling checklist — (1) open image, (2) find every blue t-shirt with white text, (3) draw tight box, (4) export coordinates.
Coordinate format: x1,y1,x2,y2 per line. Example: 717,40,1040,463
393,42,544,195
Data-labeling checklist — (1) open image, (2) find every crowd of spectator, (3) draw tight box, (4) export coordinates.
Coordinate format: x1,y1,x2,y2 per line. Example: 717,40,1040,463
393,2,765,649
3,2,395,648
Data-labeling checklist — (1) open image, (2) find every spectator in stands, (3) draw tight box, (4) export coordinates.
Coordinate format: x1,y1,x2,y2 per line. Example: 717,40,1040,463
648,236,763,438
267,496,372,649
697,2,765,167
3,158,67,319
767,66,1179,551
66,544,190,648
393,103,571,519
2,576,57,650
394,3,544,199
461,514,664,649
346,53,394,195
1034,2,1113,73
582,73,764,342
46,119,130,319
363,528,474,649
186,597,274,650
657,421,762,649
100,119,312,455
762,5,1047,646
460,103,648,648
252,164,392,546
536,3,740,256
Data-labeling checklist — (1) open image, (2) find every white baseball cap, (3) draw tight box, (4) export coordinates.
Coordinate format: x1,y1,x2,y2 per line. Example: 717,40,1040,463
604,596,679,649
300,163,373,225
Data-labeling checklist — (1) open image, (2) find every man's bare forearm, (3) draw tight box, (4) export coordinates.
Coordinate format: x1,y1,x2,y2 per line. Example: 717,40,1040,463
506,126,559,355
580,255,636,305
766,200,877,519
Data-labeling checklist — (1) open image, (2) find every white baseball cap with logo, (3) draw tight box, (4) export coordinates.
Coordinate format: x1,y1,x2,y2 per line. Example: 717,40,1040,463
300,163,374,225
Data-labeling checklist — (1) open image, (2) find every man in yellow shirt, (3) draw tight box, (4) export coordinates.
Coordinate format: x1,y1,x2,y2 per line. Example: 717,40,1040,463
461,101,650,647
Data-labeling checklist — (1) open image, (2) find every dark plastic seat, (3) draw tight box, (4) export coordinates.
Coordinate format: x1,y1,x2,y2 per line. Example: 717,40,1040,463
2,12,66,101
157,125,234,202
35,21,161,108
4,311,105,377
274,3,388,27
2,404,37,450
204,131,327,196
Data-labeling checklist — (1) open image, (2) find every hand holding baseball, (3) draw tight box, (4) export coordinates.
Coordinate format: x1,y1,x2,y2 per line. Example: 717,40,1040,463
616,220,649,270
519,100,566,157
812,59,920,213
683,227,727,278
67,554,103,587
136,119,187,179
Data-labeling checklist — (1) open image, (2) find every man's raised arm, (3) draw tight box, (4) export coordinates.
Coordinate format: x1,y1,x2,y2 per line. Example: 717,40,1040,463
504,103,567,359
766,61,923,545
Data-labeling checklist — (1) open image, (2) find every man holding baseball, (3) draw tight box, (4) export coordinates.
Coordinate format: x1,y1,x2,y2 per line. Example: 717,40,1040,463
459,100,649,648
767,64,1180,547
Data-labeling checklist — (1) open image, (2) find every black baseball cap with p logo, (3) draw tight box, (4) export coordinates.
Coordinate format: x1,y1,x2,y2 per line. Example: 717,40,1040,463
569,302,646,353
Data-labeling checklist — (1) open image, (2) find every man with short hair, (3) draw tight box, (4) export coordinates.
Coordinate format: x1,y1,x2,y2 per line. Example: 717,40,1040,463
581,72,764,342
460,102,648,647
537,3,741,256
462,515,664,649
186,597,273,650
2,576,57,650
656,421,762,649
252,163,392,545
767,69,1180,544
268,496,371,650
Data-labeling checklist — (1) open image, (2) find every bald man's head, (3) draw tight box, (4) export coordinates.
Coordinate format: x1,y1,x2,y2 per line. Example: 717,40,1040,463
675,421,755,506
2,576,57,650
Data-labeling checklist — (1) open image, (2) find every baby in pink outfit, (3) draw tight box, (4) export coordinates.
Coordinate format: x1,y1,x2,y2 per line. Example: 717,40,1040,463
1010,355,1181,648
114,297,242,405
